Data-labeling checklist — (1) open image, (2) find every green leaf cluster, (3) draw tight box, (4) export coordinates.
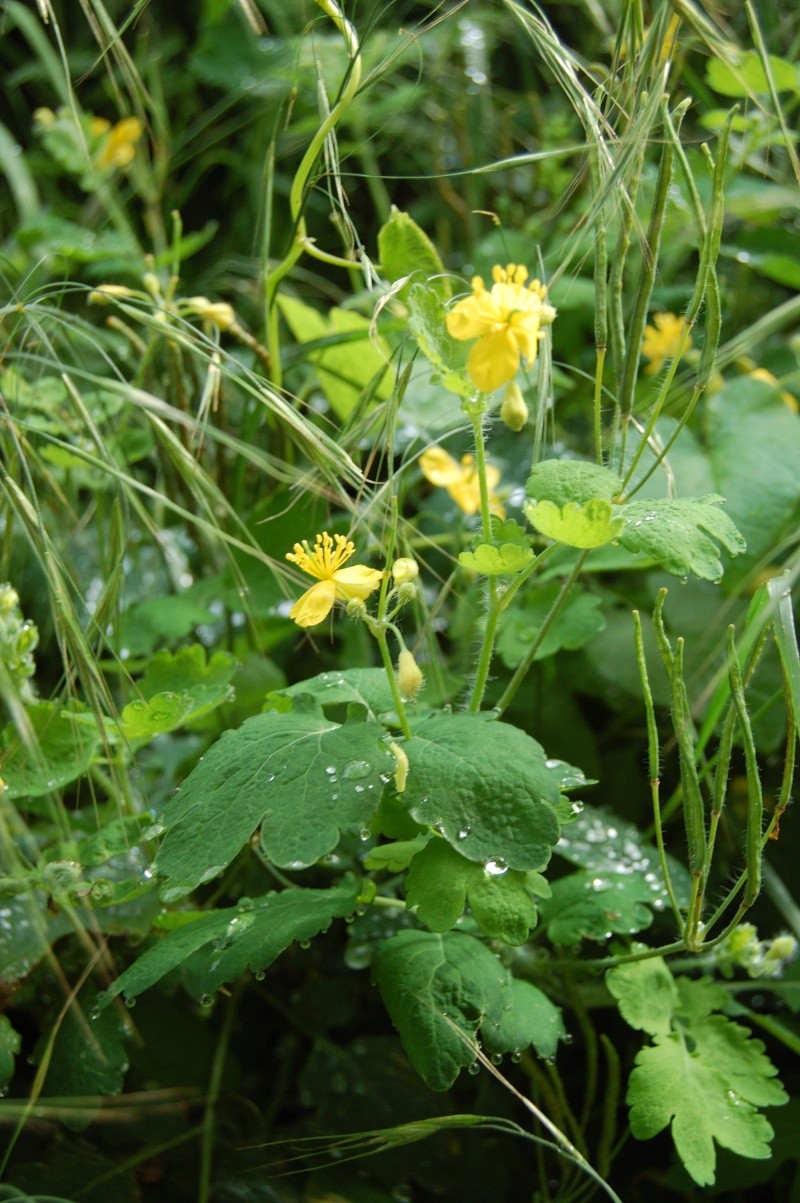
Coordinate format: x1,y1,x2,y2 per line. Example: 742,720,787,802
607,960,788,1185
524,459,746,580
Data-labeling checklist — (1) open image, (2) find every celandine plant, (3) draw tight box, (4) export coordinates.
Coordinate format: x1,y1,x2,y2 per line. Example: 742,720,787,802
89,228,795,1193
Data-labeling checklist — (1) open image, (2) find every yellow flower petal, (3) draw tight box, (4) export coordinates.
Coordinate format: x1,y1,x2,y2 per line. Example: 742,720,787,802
333,565,384,600
641,312,692,375
468,329,520,392
288,579,337,627
419,447,462,487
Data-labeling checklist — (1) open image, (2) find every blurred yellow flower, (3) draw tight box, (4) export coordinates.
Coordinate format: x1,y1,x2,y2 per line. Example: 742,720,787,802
446,263,556,392
187,296,237,332
420,447,505,518
641,312,692,375
95,117,143,169
748,367,798,413
285,532,383,627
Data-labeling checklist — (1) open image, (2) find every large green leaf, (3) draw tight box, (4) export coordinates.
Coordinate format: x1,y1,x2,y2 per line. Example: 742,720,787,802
497,582,605,668
401,713,561,872
556,805,692,909
707,50,800,96
377,206,450,300
537,871,654,945
40,989,129,1126
524,498,624,548
0,1016,21,1089
278,295,394,419
526,460,622,507
707,379,800,578
120,645,236,740
612,961,788,1185
99,881,360,1005
482,978,566,1061
266,667,397,721
407,284,471,397
606,960,680,1036
403,838,545,944
0,703,100,801
153,708,395,898
372,930,564,1090
627,1016,787,1186
618,495,746,580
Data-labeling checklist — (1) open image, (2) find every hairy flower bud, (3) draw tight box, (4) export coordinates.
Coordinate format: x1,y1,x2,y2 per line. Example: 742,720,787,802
500,381,529,432
392,557,419,585
397,648,424,701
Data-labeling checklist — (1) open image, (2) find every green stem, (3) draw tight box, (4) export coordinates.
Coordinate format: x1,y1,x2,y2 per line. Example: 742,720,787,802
374,627,412,741
632,611,684,932
198,987,239,1203
495,550,589,717
467,408,499,712
263,0,363,385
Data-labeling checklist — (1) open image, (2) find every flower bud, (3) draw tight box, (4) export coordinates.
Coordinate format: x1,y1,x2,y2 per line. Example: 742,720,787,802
142,272,162,300
187,296,236,331
500,381,529,432
392,557,419,585
389,741,409,794
345,597,367,620
89,284,137,304
397,648,424,701
764,935,798,964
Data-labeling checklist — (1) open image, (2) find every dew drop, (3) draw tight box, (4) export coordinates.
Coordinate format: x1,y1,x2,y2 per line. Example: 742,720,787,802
343,760,372,781
485,857,508,877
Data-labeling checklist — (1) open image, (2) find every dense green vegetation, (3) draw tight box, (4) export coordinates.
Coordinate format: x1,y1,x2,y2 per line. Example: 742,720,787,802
1,1,799,1200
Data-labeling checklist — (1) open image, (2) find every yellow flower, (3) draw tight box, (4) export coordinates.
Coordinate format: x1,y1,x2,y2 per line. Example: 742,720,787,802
446,263,556,392
419,447,505,518
95,116,143,169
285,532,383,628
641,312,692,375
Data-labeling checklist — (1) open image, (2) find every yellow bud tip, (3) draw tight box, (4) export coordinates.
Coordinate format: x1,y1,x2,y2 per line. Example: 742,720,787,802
88,284,137,304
